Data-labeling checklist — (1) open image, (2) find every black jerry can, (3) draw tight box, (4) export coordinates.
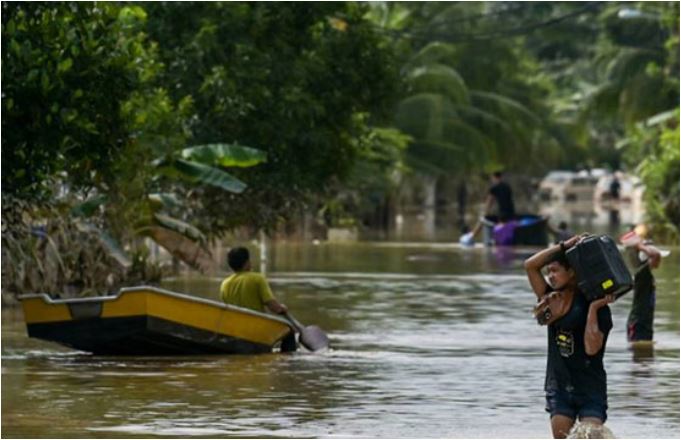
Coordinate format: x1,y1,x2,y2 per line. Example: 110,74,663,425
565,235,633,301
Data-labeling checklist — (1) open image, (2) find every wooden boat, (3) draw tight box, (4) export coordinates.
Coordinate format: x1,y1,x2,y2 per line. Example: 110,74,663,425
481,214,548,246
19,286,297,355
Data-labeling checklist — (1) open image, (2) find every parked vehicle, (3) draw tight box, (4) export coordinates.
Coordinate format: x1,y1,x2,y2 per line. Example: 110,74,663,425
538,169,609,203
537,171,574,202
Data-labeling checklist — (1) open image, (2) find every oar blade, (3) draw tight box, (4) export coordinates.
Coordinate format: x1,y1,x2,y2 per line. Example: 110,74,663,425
299,325,329,352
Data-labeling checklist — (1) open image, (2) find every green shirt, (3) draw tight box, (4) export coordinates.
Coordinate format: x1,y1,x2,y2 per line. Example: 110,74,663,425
220,271,274,312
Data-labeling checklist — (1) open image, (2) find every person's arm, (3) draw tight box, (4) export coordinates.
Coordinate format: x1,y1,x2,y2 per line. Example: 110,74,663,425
636,242,661,269
523,234,582,300
265,299,288,315
483,194,494,215
584,294,615,355
257,275,288,315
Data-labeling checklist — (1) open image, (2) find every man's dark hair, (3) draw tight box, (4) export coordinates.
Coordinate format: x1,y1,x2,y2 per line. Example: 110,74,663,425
546,250,571,269
492,171,503,179
558,221,568,230
228,247,250,271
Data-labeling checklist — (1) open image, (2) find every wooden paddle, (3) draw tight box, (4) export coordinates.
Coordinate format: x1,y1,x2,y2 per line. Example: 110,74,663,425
284,313,329,352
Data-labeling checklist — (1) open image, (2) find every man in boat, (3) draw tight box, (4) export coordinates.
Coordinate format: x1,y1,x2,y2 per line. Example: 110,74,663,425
485,170,516,221
220,247,288,315
460,171,516,244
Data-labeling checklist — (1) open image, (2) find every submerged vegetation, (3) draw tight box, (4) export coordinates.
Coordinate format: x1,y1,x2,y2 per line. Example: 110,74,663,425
1,2,678,297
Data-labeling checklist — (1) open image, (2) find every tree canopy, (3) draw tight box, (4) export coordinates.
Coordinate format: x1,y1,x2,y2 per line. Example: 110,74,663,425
2,1,679,287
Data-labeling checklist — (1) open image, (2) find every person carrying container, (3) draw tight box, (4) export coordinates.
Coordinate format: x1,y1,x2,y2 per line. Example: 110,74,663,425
524,235,615,439
220,246,288,315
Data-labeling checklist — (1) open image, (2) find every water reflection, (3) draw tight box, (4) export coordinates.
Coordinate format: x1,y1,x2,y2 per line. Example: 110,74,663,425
2,242,678,438
369,197,644,242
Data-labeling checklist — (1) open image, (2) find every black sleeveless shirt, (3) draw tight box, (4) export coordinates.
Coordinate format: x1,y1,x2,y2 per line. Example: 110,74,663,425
545,291,613,397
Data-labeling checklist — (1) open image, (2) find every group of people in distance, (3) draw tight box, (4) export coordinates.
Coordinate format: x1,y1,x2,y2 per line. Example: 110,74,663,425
219,171,666,439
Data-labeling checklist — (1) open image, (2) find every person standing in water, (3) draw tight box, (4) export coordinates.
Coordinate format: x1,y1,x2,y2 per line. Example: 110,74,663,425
547,220,574,244
608,174,621,201
525,235,615,439
620,225,664,346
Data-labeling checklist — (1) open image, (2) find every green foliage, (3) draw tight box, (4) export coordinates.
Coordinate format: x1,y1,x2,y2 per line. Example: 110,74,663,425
3,0,678,273
583,3,678,126
1,2,176,200
317,122,410,229
181,144,267,168
1,1,196,272
623,110,679,240
605,2,680,237
378,3,564,177
0,196,145,298
144,2,401,233
70,195,108,218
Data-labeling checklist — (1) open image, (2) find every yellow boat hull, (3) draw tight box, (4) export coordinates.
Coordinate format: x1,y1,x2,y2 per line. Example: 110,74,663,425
19,286,296,355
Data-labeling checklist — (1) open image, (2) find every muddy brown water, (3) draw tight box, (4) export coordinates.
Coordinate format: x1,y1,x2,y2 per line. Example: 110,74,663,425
2,242,679,438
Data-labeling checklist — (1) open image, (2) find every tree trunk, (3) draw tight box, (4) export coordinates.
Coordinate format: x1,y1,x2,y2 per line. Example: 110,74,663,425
423,175,437,240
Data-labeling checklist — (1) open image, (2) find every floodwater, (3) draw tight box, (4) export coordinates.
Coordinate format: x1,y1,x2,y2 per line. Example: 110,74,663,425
2,242,679,438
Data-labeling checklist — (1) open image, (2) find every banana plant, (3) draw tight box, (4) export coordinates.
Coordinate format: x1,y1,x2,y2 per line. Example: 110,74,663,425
71,142,266,272
155,143,267,193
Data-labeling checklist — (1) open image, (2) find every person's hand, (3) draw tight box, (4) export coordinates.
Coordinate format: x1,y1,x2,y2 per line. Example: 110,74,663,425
563,232,591,249
646,247,662,269
590,293,616,310
267,299,289,315
563,235,581,249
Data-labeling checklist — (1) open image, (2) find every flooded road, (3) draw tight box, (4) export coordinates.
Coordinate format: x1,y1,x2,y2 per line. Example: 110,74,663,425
2,242,679,438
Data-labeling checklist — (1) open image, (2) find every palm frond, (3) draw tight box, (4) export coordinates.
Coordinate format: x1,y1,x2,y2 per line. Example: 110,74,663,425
470,90,541,125
407,42,458,68
408,64,469,105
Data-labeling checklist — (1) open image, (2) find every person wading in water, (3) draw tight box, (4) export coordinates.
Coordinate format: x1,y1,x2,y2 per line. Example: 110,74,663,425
525,235,615,439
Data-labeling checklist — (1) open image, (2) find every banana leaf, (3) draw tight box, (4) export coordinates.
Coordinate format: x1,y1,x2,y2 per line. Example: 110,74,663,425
148,193,181,210
171,159,247,193
152,213,205,242
143,226,214,273
180,143,267,168
71,194,108,217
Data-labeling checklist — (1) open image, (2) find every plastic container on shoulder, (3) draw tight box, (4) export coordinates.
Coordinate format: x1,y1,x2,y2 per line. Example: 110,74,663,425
565,235,633,301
